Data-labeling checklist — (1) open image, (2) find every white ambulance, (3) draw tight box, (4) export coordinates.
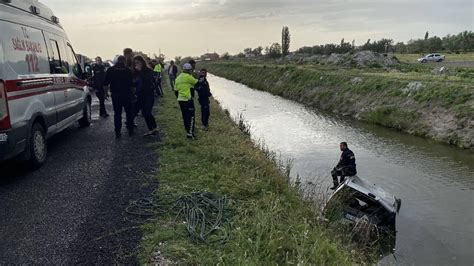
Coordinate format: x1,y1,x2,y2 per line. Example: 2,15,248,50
0,0,92,167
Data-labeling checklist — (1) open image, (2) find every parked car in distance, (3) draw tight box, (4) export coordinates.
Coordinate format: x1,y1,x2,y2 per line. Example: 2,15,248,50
0,0,92,167
417,53,446,63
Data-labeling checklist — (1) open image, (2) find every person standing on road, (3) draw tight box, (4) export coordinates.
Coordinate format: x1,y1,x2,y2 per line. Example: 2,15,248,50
133,56,158,137
123,48,140,127
175,63,199,139
153,59,163,97
104,56,134,139
195,68,212,130
168,60,178,90
92,56,109,117
330,142,357,190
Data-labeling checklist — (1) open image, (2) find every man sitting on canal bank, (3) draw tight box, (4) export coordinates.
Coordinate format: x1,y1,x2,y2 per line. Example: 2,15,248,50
330,142,357,190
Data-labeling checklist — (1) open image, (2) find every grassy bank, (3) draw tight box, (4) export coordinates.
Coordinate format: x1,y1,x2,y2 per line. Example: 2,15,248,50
139,82,356,264
200,61,474,149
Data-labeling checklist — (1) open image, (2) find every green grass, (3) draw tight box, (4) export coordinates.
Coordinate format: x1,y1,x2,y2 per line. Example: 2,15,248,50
359,106,421,131
139,80,357,264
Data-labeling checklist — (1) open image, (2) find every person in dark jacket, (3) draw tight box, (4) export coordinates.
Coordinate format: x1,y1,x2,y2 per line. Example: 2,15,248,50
330,142,357,190
122,47,140,128
196,69,212,130
133,55,158,136
123,48,134,70
92,56,109,117
168,60,178,90
104,56,134,138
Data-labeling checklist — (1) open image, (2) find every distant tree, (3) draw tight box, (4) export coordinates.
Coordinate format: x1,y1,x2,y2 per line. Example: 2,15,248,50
394,42,407,53
243,48,252,55
424,31,429,40
281,26,291,57
266,43,282,58
461,30,474,52
338,38,352,53
221,52,230,60
254,46,264,56
236,52,246,58
428,36,443,52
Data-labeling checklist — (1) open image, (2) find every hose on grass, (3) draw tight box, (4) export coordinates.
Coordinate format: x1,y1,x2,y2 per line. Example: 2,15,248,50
174,191,230,243
126,197,167,217
126,191,231,244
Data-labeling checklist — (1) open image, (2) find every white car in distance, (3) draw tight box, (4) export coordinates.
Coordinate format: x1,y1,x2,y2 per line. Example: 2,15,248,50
417,53,446,63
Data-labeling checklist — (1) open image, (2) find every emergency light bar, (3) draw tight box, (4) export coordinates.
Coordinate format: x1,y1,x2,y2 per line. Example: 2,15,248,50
30,5,40,15
51,15,59,23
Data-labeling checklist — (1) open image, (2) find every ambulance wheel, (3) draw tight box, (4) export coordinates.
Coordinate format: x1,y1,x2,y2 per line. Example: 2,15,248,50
24,122,47,168
79,99,92,127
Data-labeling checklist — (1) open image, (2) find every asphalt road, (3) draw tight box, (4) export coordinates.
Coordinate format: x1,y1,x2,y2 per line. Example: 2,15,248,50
0,97,160,264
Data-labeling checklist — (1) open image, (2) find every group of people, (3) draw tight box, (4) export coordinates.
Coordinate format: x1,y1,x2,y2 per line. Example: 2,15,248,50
90,49,357,189
90,48,212,140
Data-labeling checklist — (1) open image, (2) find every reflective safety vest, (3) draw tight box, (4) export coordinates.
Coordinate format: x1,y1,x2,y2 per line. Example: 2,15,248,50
153,64,162,73
175,73,198,101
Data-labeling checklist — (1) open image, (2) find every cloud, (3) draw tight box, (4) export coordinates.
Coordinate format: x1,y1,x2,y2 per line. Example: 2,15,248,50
39,0,473,58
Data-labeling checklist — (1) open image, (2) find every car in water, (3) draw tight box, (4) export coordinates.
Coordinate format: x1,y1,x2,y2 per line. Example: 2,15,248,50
0,0,92,167
417,53,445,63
324,176,401,231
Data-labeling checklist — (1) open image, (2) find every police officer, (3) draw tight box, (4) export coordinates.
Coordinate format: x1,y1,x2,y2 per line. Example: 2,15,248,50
153,59,164,97
104,56,134,138
92,56,109,117
175,63,198,139
195,68,212,130
330,142,357,190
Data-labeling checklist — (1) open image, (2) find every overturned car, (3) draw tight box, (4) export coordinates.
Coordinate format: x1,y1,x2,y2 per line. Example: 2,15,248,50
324,176,401,230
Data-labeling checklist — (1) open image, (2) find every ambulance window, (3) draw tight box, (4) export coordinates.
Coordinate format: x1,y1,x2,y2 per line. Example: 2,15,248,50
56,40,70,74
49,40,63,73
66,43,83,78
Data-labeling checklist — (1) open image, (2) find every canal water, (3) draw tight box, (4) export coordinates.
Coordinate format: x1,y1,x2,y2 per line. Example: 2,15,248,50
207,75,474,265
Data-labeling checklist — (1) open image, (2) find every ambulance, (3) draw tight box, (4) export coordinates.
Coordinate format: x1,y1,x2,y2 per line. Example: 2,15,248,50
0,0,92,167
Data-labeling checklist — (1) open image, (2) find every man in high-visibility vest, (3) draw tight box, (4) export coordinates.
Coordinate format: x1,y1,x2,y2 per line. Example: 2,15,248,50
174,63,198,139
153,60,163,97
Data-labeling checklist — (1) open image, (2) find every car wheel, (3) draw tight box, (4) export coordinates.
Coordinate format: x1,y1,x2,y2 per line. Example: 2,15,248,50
26,122,47,168
79,99,92,127
421,59,427,63
437,59,443,62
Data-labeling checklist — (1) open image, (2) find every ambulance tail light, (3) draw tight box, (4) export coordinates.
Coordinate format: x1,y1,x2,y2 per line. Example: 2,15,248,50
0,81,11,130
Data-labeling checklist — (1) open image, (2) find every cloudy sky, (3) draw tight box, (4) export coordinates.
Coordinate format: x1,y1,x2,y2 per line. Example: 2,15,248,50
40,0,473,60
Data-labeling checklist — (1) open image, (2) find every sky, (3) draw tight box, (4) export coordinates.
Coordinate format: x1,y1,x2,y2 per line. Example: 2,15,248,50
39,0,473,60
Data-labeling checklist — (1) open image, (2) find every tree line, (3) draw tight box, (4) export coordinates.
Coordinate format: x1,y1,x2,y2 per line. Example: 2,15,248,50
234,29,473,59
296,31,474,55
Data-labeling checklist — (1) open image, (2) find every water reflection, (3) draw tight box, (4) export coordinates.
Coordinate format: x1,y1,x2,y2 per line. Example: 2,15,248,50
208,74,474,265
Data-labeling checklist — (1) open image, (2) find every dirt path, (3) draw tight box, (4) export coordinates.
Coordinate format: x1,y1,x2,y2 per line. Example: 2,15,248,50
0,98,159,264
